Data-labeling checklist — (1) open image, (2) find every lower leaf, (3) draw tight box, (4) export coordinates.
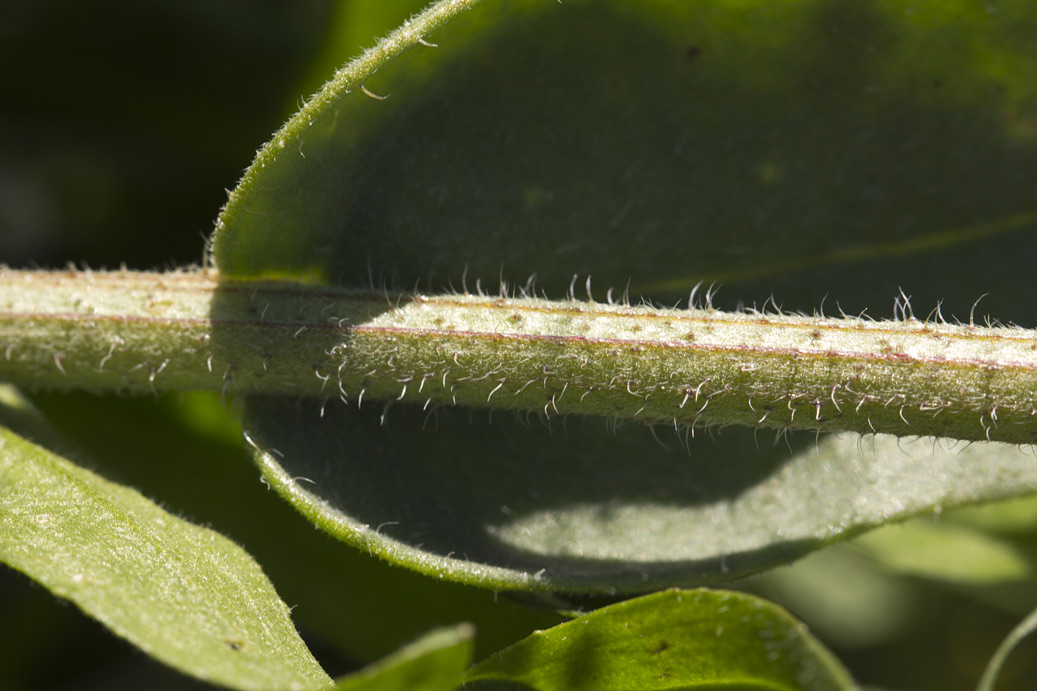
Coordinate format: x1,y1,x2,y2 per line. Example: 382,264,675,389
0,386,331,691
464,589,856,691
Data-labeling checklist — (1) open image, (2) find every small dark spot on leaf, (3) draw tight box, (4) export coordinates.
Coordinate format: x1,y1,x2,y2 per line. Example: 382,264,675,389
652,640,670,655
685,45,701,61
223,638,244,652
810,329,822,341
682,331,696,341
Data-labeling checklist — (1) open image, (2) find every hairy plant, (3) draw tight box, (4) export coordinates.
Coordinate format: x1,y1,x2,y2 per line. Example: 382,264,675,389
3,1,1037,689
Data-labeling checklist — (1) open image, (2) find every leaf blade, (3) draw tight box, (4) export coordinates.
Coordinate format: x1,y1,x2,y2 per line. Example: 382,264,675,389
464,589,856,691
0,387,331,691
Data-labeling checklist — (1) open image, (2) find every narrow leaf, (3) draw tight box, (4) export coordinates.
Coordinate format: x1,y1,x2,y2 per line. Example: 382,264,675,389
464,589,856,690
331,624,473,691
0,387,331,691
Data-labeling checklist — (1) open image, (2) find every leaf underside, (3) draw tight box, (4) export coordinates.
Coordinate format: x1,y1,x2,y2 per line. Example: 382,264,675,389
243,398,1037,593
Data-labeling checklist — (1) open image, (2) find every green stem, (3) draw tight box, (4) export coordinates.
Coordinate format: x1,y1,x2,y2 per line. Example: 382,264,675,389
2,267,1036,444
976,603,1037,691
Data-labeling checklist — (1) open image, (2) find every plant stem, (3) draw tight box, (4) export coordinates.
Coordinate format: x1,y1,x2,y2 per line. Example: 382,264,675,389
2,267,1036,444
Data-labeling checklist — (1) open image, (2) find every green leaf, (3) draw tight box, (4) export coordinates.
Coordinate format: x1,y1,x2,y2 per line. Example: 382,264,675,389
0,386,331,691
331,624,473,691
213,0,1037,322
945,493,1037,536
241,399,1037,593
749,546,918,650
463,589,856,690
850,518,1033,586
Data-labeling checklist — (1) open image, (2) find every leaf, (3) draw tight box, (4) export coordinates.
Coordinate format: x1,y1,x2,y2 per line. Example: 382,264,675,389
945,493,1037,536
463,589,856,690
850,518,1033,586
749,546,919,650
331,624,473,691
213,0,1037,322
242,399,1037,593
0,386,331,691
214,0,1037,591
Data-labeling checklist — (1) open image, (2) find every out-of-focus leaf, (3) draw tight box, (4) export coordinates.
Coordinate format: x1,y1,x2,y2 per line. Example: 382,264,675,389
850,519,1033,585
0,386,331,691
242,400,1037,593
463,589,856,690
331,624,473,691
750,546,918,650
838,500,1037,620
947,494,1037,536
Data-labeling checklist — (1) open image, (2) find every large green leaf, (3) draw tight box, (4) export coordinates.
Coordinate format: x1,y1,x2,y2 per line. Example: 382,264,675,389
214,0,1037,592
463,589,856,690
214,0,1037,320
0,387,331,691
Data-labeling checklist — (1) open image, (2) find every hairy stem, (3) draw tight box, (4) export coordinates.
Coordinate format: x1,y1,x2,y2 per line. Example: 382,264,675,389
2,267,1036,444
